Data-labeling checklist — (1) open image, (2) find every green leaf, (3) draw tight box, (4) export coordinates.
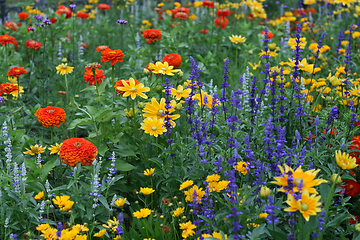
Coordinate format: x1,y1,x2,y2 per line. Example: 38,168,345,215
39,159,57,181
98,196,110,210
94,108,113,122
85,106,98,116
80,86,96,92
97,81,107,95
68,118,93,130
98,144,108,156
115,160,136,172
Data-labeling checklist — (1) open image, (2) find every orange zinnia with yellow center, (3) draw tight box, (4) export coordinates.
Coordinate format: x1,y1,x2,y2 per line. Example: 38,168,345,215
34,106,66,128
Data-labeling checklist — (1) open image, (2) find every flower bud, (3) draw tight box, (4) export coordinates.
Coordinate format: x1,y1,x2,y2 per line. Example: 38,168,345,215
355,223,360,232
125,108,137,118
62,58,68,62
160,215,164,219
268,43,276,50
138,102,145,109
143,68,150,75
260,185,271,198
177,70,183,77
248,50,253,54
175,103,182,111
168,203,173,207
181,216,187,220
330,174,341,184
156,85,163,92
178,201,182,206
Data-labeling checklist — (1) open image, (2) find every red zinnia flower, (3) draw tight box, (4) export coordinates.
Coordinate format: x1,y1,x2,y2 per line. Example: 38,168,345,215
34,106,66,128
0,83,19,95
115,79,140,96
172,7,190,15
349,215,358,225
7,67,27,78
214,17,228,29
342,179,360,197
260,30,274,39
84,68,105,86
96,45,109,53
60,138,98,167
4,22,18,31
216,9,230,17
174,12,188,20
98,3,110,10
322,126,337,135
18,12,29,20
25,40,42,49
349,135,360,165
56,5,72,19
101,48,125,66
50,17,57,23
203,1,214,7
163,53,182,69
142,29,162,44
76,12,88,19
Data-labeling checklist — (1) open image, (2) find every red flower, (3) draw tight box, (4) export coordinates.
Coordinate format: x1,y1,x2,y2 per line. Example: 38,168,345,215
0,34,18,50
7,67,27,78
80,42,89,49
98,3,110,10
172,7,190,15
18,12,29,20
76,12,88,19
216,9,230,17
214,17,229,29
50,17,57,23
349,215,358,225
25,40,42,49
203,1,214,7
60,138,98,167
163,53,182,69
174,12,188,20
4,22,18,31
56,5,72,19
0,83,19,95
34,106,66,128
96,45,109,53
349,135,360,165
342,179,360,197
101,48,125,66
260,30,274,39
200,29,208,34
84,68,105,86
322,126,338,135
142,29,162,44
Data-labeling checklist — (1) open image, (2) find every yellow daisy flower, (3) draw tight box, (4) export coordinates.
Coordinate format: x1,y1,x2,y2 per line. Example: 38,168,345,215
144,168,155,176
133,208,151,219
93,229,106,237
114,197,127,207
56,63,74,75
140,117,167,137
48,143,62,155
23,144,46,155
148,61,181,76
34,191,44,200
117,77,150,100
229,35,246,44
170,85,192,100
142,97,180,126
335,150,358,170
179,221,196,239
179,180,193,190
140,187,155,195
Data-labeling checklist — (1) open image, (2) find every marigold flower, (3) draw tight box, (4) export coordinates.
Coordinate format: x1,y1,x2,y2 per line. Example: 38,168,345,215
114,197,127,207
284,189,322,221
56,63,74,75
142,29,162,44
133,208,151,219
117,77,150,100
214,17,228,29
140,187,155,195
179,221,196,239
35,106,66,128
163,53,182,68
179,180,193,190
101,48,125,66
25,40,42,49
0,83,19,95
7,66,27,78
49,143,62,155
24,144,46,155
98,3,110,10
93,229,106,237
18,12,29,20
34,191,44,200
84,68,105,85
115,78,140,96
56,5,72,19
335,150,358,170
144,168,155,176
60,138,98,167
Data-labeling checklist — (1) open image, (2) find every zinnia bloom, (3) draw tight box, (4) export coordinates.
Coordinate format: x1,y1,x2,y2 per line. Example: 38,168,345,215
34,106,66,128
98,3,110,10
0,34,18,50
7,66,28,78
133,208,151,219
116,77,150,100
284,189,322,221
101,48,125,66
0,83,19,95
216,9,230,17
56,63,74,75
141,117,167,137
162,53,182,68
77,12,88,19
148,61,180,75
23,144,46,156
179,221,196,239
18,12,29,20
260,30,274,39
335,150,358,170
174,12,188,20
203,0,214,7
272,164,328,194
84,68,105,86
55,5,72,19
59,138,98,167
214,17,228,29
4,22,18,31
25,40,43,49
140,187,155,195
142,29,162,44
229,35,246,44
96,45,109,53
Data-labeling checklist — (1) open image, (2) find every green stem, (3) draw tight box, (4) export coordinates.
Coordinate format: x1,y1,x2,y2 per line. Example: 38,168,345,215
112,65,115,104
64,74,69,105
93,68,101,108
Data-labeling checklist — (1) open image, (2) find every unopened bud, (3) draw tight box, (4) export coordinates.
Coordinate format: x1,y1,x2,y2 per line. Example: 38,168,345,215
156,85,163,92
330,174,341,184
355,223,360,232
260,185,271,199
177,70,183,77
175,103,182,111
143,68,150,75
268,43,276,50
138,102,145,109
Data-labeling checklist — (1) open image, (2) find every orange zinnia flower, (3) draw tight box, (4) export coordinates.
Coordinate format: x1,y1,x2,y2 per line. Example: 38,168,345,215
96,45,109,54
214,17,228,29
84,68,105,86
7,66,28,78
98,3,110,10
77,12,88,19
216,9,230,17
0,34,18,50
0,83,19,95
4,22,18,31
114,78,140,96
142,29,162,44
18,12,29,20
203,1,214,7
34,106,66,128
60,138,98,167
174,12,188,20
56,5,72,19
25,40,42,49
101,48,125,66
163,53,182,69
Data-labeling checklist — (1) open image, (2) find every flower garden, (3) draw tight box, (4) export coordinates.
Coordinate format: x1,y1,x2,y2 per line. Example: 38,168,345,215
1,0,360,239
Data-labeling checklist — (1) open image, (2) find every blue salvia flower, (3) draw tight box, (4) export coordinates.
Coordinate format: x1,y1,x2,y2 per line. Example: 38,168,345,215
277,67,288,122
12,162,21,196
10,234,17,240
214,155,223,173
335,30,345,57
264,195,280,224
107,152,117,182
185,57,201,124
249,76,259,125
162,78,174,136
117,19,128,24
56,222,63,237
69,4,76,10
38,200,45,222
220,58,231,117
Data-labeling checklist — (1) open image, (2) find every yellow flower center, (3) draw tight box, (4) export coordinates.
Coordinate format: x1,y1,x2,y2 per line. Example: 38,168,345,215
294,178,303,186
151,126,157,131
299,64,305,68
157,109,164,116
130,87,137,92
74,142,82,148
176,90,183,94
15,70,20,72
301,203,308,211
61,65,68,69
46,109,55,114
32,147,39,152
